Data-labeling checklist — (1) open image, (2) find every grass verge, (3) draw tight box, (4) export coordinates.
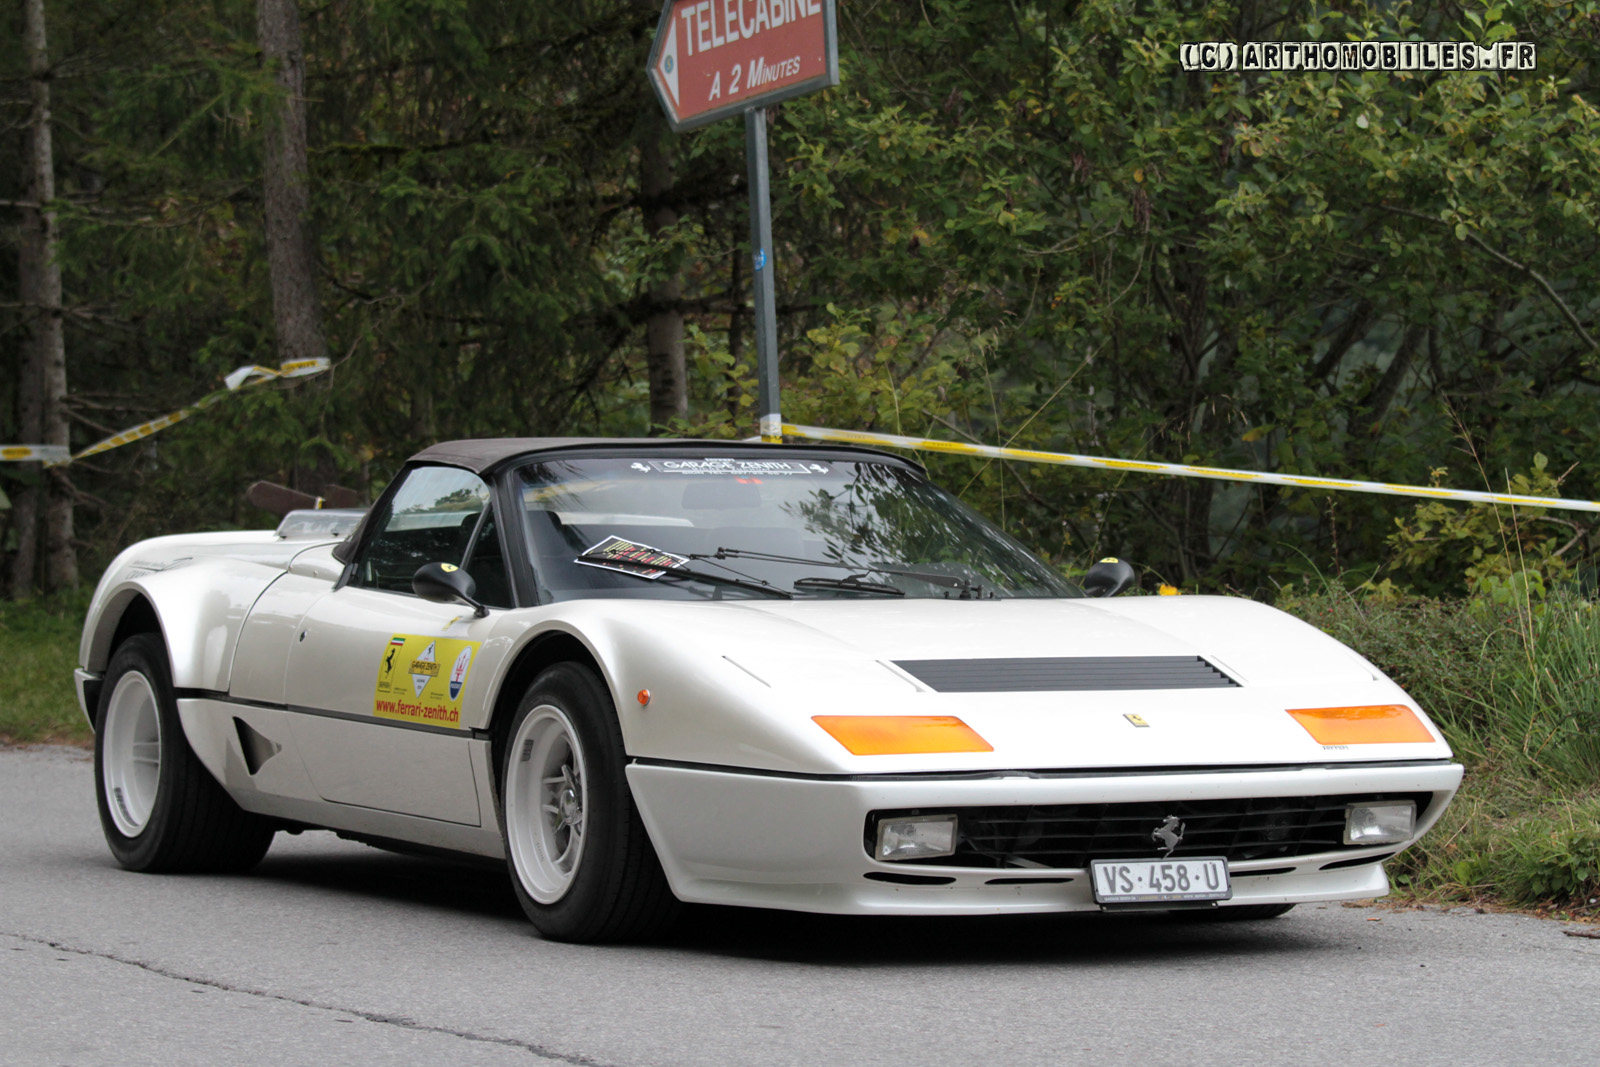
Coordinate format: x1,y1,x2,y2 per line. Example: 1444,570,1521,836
0,592,93,746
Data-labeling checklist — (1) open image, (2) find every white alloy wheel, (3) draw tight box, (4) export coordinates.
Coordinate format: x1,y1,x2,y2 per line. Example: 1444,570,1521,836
506,704,589,903
101,670,162,837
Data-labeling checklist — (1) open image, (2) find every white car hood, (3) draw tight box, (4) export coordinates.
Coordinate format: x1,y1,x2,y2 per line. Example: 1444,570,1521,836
581,594,1448,775
718,595,1373,686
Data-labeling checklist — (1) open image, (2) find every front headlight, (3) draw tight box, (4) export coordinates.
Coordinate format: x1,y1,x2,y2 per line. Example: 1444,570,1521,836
1344,801,1417,845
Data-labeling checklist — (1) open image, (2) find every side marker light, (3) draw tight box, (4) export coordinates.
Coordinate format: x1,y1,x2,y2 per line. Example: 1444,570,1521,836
637,689,650,707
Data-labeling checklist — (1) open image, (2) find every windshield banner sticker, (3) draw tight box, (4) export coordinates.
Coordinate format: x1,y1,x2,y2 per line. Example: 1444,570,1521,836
628,458,828,476
374,634,480,728
577,535,689,579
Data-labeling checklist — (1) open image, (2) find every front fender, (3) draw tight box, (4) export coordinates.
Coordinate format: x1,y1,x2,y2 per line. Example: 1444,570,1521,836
474,601,873,775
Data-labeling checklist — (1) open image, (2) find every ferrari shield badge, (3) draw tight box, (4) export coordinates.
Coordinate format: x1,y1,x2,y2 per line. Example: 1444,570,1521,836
374,634,480,729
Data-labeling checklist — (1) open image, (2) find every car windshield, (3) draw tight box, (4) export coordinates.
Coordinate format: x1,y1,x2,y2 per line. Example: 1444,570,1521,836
514,453,1082,603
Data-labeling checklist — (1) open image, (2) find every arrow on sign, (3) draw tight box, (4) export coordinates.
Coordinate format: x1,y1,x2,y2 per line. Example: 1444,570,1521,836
655,16,680,106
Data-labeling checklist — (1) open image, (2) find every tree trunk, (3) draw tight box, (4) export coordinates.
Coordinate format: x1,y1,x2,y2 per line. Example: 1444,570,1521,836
17,0,75,595
10,234,42,598
257,0,326,366
641,128,685,434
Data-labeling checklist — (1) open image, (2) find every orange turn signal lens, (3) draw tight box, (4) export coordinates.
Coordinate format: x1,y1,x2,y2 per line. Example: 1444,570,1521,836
1287,704,1435,745
812,715,994,756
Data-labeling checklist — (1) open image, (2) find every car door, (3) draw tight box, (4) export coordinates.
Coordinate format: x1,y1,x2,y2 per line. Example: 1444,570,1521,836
283,464,514,825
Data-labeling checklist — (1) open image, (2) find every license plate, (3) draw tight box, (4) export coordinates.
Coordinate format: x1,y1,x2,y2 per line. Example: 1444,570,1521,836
1090,856,1232,904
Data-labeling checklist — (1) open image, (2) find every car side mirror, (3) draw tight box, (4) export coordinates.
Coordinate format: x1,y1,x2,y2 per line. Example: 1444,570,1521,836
1082,557,1136,598
413,562,489,617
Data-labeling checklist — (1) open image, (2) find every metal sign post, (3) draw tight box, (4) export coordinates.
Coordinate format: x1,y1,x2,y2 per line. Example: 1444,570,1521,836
745,107,780,440
647,0,839,442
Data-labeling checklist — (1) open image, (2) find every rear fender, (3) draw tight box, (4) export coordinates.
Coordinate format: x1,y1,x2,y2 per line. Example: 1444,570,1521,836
81,558,285,693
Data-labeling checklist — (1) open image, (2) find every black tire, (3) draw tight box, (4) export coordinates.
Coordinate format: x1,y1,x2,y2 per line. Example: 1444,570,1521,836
498,662,679,942
93,633,275,873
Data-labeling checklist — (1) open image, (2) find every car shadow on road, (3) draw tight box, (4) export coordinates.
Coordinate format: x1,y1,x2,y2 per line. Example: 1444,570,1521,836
248,839,1340,966
661,903,1341,968
252,841,527,923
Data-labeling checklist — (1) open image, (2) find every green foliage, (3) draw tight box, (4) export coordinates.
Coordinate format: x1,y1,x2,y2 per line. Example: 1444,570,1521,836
783,303,986,436
1503,809,1600,903
7,0,1600,590
0,592,91,744
1480,601,1600,788
1384,455,1591,597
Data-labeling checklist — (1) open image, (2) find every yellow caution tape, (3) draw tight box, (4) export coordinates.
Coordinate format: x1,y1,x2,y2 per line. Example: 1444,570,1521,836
0,358,330,467
783,423,1600,514
0,445,71,463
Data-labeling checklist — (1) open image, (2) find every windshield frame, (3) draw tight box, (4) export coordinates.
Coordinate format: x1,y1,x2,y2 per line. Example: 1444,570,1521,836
500,445,1083,605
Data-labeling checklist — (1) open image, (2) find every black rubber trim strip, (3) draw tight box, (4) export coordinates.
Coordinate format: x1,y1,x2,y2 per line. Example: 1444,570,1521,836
1319,851,1397,870
175,688,492,741
863,871,956,886
626,755,1460,784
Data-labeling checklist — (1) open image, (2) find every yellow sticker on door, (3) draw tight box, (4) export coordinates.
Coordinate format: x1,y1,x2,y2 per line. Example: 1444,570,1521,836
374,634,481,728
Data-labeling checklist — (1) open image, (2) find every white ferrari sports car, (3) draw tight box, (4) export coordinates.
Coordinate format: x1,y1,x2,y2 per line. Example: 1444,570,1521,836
77,438,1462,941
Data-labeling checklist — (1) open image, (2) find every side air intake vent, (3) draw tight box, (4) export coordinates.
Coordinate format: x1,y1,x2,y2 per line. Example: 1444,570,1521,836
892,655,1238,693
233,717,283,775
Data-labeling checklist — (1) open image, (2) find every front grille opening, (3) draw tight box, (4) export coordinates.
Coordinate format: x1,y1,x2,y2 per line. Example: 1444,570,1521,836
865,793,1436,870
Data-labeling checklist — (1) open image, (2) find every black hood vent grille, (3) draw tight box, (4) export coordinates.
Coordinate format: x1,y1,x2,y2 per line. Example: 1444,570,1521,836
893,655,1238,693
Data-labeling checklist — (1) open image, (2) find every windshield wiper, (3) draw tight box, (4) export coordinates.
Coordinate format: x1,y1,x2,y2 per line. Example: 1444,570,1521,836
695,548,990,599
576,551,791,599
793,575,904,597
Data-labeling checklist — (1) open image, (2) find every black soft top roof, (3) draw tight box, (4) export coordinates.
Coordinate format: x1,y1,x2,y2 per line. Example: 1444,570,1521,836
409,437,919,476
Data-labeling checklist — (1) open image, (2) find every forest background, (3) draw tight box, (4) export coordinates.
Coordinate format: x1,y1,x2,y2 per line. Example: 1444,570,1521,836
5,0,1600,910
4,0,1599,598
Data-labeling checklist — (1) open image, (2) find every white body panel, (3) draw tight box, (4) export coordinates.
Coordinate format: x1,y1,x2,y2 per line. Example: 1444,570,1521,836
176,698,504,857
81,525,1463,917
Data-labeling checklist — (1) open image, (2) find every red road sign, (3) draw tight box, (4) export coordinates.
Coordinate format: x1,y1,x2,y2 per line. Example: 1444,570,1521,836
648,0,838,131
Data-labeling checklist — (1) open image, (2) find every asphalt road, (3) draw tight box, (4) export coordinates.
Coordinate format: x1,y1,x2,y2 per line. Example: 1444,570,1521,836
4,744,1598,1067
